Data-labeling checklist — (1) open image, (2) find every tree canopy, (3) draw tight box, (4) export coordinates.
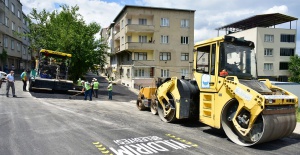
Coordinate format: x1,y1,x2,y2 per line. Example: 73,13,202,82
26,5,107,81
288,54,300,83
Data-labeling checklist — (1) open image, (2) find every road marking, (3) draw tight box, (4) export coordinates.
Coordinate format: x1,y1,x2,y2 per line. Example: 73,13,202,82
93,142,114,155
94,135,198,155
165,133,198,147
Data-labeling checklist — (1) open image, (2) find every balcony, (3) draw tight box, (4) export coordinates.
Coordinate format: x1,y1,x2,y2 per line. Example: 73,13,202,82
125,42,155,50
114,31,120,40
0,2,5,12
133,60,156,66
114,46,120,53
126,24,154,33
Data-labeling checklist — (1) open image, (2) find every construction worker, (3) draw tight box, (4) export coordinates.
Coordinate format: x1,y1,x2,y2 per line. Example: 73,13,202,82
93,78,99,98
77,78,82,86
107,81,113,100
91,78,95,97
82,80,92,101
20,69,28,91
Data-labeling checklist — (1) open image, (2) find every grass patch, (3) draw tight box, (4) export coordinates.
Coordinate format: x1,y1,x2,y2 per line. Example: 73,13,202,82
297,108,300,122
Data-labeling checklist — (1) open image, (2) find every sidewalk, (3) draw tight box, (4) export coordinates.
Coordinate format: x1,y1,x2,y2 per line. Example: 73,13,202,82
294,123,300,134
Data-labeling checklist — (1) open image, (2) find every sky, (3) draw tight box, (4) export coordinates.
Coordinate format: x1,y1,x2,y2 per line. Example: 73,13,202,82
20,0,300,55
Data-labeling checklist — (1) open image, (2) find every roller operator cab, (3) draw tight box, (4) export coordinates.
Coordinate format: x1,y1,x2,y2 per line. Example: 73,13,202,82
151,36,298,146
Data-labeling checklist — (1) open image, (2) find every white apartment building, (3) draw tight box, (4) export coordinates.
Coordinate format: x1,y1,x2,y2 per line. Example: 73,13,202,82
0,0,31,73
216,13,298,81
102,5,195,88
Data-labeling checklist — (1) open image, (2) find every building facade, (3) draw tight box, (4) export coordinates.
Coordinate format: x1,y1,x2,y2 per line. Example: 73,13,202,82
0,0,31,73
217,13,298,82
103,5,195,88
229,27,296,81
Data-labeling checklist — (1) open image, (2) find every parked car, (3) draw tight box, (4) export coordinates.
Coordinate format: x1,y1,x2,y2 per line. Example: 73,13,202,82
0,71,7,81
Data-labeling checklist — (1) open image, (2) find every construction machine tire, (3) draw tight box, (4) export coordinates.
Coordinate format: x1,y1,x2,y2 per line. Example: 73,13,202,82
150,100,158,115
157,93,177,122
221,99,296,146
136,99,147,111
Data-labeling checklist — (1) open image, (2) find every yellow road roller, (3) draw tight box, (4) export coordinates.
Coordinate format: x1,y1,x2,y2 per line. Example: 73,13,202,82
137,36,298,146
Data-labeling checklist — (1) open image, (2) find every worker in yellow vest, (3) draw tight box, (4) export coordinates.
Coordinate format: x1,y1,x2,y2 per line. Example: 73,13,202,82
93,78,99,98
77,78,82,86
82,81,92,101
20,69,28,91
107,81,113,100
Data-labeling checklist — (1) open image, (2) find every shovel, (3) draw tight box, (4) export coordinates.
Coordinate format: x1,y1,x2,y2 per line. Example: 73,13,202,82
69,91,84,99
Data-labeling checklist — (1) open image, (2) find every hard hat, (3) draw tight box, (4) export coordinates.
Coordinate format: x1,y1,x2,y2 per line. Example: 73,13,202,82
94,79,97,81
81,80,85,83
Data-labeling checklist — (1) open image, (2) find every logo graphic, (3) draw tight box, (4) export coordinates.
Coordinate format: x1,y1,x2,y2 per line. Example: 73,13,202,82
201,74,210,88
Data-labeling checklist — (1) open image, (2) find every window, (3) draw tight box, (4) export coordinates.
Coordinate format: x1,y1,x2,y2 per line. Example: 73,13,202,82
23,32,26,40
139,18,147,25
264,48,273,56
11,40,14,49
17,42,20,51
281,34,295,43
134,69,145,77
181,53,189,61
134,52,147,60
181,19,189,27
11,3,15,14
23,46,26,55
127,19,131,24
161,35,169,44
280,48,295,56
5,17,8,26
160,52,171,61
127,36,132,42
11,22,15,31
17,10,20,18
279,62,289,70
264,63,273,70
264,34,274,42
181,36,189,44
161,18,169,26
121,20,124,28
127,54,130,61
4,37,8,48
126,69,130,77
161,69,170,77
5,0,8,7
139,36,147,43
181,69,189,77
17,27,21,33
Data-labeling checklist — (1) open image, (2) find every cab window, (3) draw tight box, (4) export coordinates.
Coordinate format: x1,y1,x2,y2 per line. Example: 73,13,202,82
196,44,216,75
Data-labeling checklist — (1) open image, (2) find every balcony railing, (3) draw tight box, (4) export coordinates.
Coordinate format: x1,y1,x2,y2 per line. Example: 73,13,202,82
126,24,154,33
114,46,120,53
0,2,5,12
114,31,120,40
133,60,155,66
125,42,155,50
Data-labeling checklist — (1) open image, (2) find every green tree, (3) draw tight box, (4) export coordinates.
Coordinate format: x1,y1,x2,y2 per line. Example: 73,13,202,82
0,48,8,71
26,5,107,81
288,54,300,83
